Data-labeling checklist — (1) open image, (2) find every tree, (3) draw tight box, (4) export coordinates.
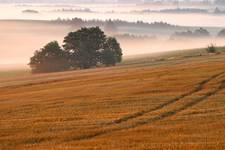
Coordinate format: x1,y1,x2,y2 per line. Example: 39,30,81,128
217,29,225,38
170,30,193,40
100,37,122,66
194,28,210,37
29,41,69,73
63,27,106,69
206,44,217,53
29,27,123,73
170,28,210,40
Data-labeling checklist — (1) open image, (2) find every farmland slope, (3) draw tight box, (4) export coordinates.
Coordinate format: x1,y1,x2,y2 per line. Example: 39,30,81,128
0,53,225,150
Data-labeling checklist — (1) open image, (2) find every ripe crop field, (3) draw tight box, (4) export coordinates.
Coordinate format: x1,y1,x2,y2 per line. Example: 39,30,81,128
0,52,225,150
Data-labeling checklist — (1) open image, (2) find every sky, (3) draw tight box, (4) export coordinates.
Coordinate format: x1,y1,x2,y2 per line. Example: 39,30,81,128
0,0,216,3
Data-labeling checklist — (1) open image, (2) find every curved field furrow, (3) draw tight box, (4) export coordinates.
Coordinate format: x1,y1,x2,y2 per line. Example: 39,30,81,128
105,71,225,126
64,72,225,142
1,54,225,150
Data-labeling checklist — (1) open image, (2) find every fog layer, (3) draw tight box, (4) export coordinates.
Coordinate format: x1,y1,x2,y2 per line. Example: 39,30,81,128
0,20,224,69
0,21,71,68
1,4,225,27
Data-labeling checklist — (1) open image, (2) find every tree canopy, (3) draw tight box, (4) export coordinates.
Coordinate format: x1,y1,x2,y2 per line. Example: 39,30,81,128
63,27,106,69
29,27,123,73
100,37,122,66
29,41,69,73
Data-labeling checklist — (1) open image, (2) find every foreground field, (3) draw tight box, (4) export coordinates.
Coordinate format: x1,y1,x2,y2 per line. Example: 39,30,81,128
0,52,225,150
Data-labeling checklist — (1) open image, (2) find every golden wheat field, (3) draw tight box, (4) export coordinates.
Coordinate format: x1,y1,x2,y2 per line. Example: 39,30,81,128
1,52,225,150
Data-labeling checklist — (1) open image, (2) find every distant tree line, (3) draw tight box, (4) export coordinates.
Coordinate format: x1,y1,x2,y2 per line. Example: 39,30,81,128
170,28,210,40
159,8,207,14
115,33,157,41
53,18,225,40
131,7,225,15
214,0,225,5
54,8,93,13
29,27,122,73
53,17,179,30
22,9,39,13
170,28,225,40
217,29,225,38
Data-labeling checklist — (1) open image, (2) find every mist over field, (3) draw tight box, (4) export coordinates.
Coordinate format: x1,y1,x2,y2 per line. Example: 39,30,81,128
0,1,225,69
0,20,225,69
1,3,225,27
0,21,71,69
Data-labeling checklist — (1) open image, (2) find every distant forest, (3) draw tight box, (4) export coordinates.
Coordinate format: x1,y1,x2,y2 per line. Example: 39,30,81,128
51,18,225,40
52,17,180,29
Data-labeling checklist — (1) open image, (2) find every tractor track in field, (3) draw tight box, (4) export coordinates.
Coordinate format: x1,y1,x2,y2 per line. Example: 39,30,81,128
104,71,225,125
65,71,225,142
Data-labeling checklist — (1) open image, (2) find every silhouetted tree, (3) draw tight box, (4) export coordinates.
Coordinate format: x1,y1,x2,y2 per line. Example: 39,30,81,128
30,27,123,73
101,37,122,66
206,44,217,53
63,27,106,69
194,28,210,37
29,41,69,73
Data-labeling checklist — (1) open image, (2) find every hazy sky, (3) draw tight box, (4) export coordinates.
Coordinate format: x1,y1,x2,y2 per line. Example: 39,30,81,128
0,0,215,3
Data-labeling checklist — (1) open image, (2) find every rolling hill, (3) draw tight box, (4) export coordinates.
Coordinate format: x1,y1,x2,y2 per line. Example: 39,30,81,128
0,51,225,150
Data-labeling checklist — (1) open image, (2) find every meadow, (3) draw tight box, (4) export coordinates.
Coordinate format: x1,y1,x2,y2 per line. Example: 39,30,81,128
0,50,225,150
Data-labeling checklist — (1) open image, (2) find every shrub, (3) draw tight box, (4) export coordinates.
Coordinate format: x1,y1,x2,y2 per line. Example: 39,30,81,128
206,44,217,53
